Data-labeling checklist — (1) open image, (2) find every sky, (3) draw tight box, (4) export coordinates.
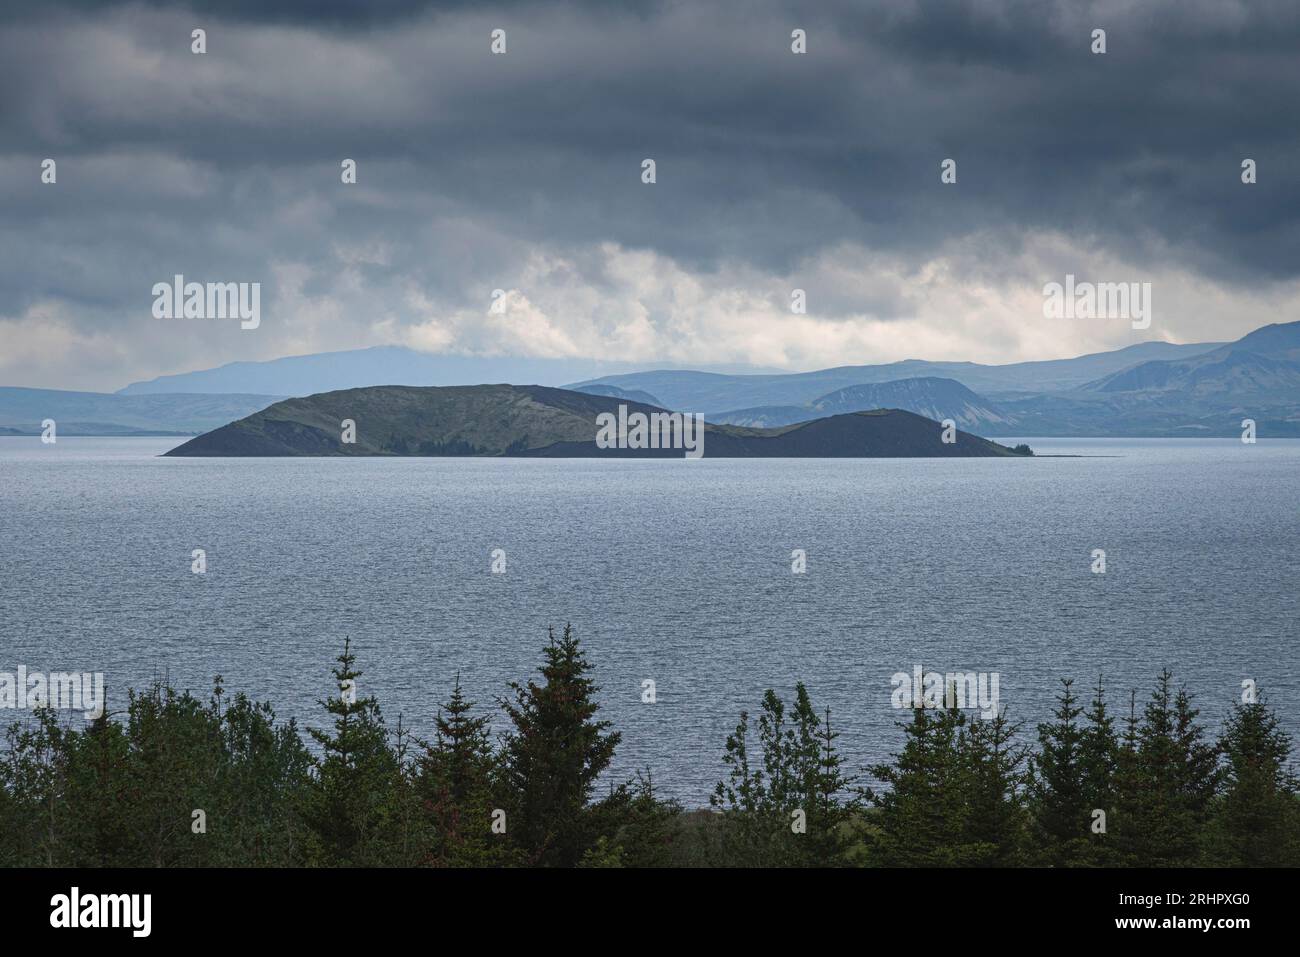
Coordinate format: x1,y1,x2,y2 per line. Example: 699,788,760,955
2,0,1298,391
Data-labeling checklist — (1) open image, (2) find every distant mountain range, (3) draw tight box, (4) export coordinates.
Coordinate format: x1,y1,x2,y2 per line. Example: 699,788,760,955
568,339,1226,410
990,322,1300,436
5,322,1297,438
116,347,770,397
701,377,1012,430
574,322,1300,437
569,383,667,407
166,385,1027,458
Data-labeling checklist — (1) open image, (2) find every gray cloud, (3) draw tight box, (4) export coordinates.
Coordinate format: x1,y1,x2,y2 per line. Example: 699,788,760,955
1,0,1297,389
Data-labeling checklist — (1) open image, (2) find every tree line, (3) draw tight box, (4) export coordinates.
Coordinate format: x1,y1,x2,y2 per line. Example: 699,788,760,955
1,625,1296,867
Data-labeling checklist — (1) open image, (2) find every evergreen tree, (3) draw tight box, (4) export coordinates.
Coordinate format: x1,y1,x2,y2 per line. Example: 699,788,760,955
208,682,313,866
1029,679,1089,865
62,703,134,866
385,715,428,866
1204,691,1300,865
869,691,1027,868
958,708,1029,865
1114,672,1218,866
1076,676,1119,864
867,705,970,866
710,684,857,866
1109,688,1144,865
7,659,1300,870
588,770,683,867
431,676,494,805
302,639,400,866
498,625,619,866
1125,672,1185,864
1173,687,1220,830
418,676,515,866
119,682,227,866
792,690,858,864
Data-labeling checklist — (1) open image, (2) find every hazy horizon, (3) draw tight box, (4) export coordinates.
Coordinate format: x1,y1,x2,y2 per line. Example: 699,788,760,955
11,323,1247,397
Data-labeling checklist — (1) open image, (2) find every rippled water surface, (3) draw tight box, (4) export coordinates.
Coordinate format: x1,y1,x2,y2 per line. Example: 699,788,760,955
2,436,1296,802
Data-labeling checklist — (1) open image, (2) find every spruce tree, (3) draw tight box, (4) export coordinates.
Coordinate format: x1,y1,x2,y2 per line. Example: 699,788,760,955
867,705,969,866
419,676,514,866
1029,679,1089,865
498,625,619,866
959,708,1029,865
65,705,132,867
1205,691,1300,865
118,682,230,866
1077,676,1119,864
302,639,400,866
432,675,493,806
1173,687,1220,832
1116,671,1218,866
1109,688,1144,865
806,699,859,864
1129,671,1186,864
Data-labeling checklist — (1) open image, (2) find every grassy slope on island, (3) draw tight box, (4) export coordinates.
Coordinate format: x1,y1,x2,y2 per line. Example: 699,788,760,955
164,384,1029,458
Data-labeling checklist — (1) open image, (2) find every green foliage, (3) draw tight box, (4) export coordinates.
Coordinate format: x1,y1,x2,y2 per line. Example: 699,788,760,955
1077,676,1119,862
589,771,683,867
2,646,1297,869
866,702,1028,866
1029,679,1094,865
959,709,1030,864
300,639,401,866
1109,671,1221,866
710,684,859,866
415,676,519,866
497,624,621,866
1202,693,1300,865
0,678,311,867
866,707,965,865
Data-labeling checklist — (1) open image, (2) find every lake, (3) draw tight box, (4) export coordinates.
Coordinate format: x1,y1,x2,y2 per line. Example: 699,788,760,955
2,436,1296,803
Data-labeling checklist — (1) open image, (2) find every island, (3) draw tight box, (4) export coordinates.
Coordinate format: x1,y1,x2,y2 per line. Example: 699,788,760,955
164,384,1032,458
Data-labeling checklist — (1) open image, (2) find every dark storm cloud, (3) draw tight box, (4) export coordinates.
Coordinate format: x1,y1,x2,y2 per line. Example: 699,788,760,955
0,0,1297,388
0,0,667,26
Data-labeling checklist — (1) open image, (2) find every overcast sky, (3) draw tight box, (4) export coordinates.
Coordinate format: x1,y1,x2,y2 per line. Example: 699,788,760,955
2,0,1298,391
